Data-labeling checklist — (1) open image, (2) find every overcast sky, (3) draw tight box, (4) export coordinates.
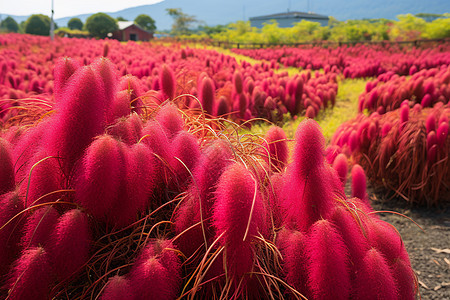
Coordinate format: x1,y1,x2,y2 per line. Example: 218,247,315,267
0,0,163,18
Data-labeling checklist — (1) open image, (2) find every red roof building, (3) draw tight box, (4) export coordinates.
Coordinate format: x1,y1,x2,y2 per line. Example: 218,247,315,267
111,21,153,41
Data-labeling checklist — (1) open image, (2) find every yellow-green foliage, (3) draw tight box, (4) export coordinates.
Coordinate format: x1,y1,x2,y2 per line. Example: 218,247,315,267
185,14,450,44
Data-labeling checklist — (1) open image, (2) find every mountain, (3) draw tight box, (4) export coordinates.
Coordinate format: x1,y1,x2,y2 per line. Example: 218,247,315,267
2,0,449,31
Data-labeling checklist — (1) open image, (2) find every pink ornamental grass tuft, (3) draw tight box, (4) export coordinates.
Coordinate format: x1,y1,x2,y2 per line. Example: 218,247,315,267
332,153,348,185
437,121,449,148
109,90,132,122
21,206,59,249
107,113,143,145
0,191,25,277
129,257,178,300
353,248,398,300
425,113,436,133
213,163,266,281
233,71,243,94
140,120,171,165
367,218,410,264
0,138,15,194
45,65,109,175
392,258,417,300
170,131,201,190
19,150,64,208
53,57,81,101
118,75,145,114
263,126,288,172
74,135,126,222
276,229,310,298
100,276,135,300
91,57,119,104
155,102,184,139
351,164,368,202
6,247,51,300
199,76,215,115
282,119,334,231
134,239,181,293
160,64,176,100
306,219,351,300
49,209,90,280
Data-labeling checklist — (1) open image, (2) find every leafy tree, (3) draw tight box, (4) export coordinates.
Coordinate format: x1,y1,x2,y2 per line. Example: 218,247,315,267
25,14,51,36
134,14,156,32
116,16,128,21
0,16,19,33
85,13,118,39
166,8,197,35
389,14,426,40
68,17,83,30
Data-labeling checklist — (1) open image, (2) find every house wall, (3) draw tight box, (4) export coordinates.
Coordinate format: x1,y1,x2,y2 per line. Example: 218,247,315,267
251,17,328,28
112,25,153,42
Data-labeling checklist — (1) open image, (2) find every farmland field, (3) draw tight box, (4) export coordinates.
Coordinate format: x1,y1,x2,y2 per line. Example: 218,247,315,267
0,33,449,299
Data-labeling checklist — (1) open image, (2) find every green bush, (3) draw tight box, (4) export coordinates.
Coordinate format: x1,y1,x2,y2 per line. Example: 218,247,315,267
85,13,118,39
25,14,51,36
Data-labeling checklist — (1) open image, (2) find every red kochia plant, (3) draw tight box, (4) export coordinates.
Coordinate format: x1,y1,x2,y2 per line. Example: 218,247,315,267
155,102,184,139
170,131,201,190
306,219,351,300
49,209,90,280
351,164,368,202
198,76,215,115
107,113,143,145
6,247,51,300
263,126,288,172
100,276,135,300
281,119,334,231
0,191,24,277
19,150,64,208
276,229,309,298
128,240,181,300
174,139,233,257
332,153,348,185
0,138,14,194
353,248,398,300
45,65,111,175
21,206,59,249
213,163,266,287
160,64,176,100
74,135,126,223
53,57,81,101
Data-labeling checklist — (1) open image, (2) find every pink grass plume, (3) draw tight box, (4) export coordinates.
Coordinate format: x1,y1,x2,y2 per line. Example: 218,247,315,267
155,102,184,139
53,57,81,102
353,248,398,300
306,219,350,300
160,64,176,100
351,164,368,203
213,163,266,282
21,206,59,249
263,126,288,172
49,209,90,280
101,275,135,300
6,247,51,300
332,153,348,185
0,138,15,194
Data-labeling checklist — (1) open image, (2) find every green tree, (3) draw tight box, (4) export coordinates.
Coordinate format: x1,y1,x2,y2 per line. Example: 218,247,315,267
85,13,118,39
134,14,156,32
68,17,83,30
166,8,197,35
0,16,19,33
25,14,51,36
116,16,128,21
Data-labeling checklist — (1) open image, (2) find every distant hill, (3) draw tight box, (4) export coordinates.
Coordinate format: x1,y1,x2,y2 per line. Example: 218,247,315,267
2,0,449,31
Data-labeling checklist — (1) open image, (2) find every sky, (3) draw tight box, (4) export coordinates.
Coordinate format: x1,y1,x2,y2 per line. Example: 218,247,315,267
0,0,163,18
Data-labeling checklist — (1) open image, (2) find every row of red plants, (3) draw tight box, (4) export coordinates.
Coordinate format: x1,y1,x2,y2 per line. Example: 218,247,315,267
0,34,337,124
358,65,450,114
0,54,417,299
331,100,449,206
232,43,450,78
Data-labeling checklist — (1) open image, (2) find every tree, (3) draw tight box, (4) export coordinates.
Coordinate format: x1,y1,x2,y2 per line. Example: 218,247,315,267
116,16,128,21
25,14,51,36
68,17,83,30
166,8,197,35
1,16,19,33
85,13,118,39
134,14,156,32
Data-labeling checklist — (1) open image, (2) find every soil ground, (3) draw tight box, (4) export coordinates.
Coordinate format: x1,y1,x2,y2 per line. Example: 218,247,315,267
367,186,450,300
